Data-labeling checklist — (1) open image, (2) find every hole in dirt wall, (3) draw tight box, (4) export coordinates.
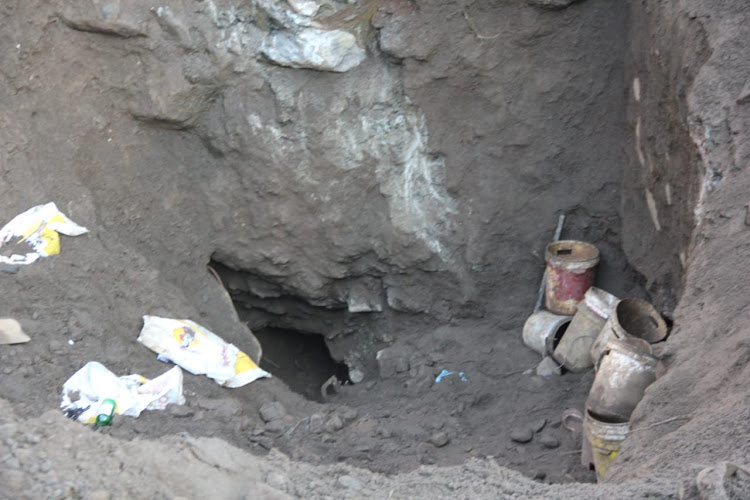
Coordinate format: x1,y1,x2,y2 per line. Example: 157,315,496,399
253,327,350,402
208,259,391,384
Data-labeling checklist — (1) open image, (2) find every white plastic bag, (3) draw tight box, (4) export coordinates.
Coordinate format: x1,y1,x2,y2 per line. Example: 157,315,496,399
60,361,185,425
0,202,88,265
137,315,271,388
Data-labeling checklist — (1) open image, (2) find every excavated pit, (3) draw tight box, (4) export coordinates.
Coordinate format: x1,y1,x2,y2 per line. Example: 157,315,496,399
2,0,750,497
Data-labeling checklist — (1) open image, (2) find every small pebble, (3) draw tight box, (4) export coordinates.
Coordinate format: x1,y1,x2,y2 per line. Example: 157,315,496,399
536,356,562,378
531,418,547,433
255,437,274,450
428,431,450,448
309,413,325,433
339,407,358,422
540,435,560,449
39,460,52,473
258,402,286,423
264,419,286,434
510,428,534,443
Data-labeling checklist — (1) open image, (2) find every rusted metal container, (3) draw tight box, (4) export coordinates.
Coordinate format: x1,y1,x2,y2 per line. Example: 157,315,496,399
544,240,600,315
522,310,572,356
590,298,668,363
586,337,658,423
552,287,619,372
584,409,630,482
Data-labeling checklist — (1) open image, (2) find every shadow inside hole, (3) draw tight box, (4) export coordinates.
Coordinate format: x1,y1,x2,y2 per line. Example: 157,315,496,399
254,327,349,402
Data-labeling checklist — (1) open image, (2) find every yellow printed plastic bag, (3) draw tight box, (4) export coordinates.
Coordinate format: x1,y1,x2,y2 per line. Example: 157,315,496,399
137,315,271,388
0,202,88,265
60,361,185,425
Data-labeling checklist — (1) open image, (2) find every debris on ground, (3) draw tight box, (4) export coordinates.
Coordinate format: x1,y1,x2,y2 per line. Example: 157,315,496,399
137,315,270,388
0,202,88,265
60,361,185,425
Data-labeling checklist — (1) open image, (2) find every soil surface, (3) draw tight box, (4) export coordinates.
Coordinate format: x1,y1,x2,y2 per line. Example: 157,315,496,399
1,0,750,499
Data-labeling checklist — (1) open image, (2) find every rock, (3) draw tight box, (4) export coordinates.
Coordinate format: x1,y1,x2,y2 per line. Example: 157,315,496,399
428,431,450,448
260,28,366,73
325,414,344,432
336,475,362,490
254,437,274,450
540,435,560,449
264,419,287,434
536,356,562,378
376,347,410,378
259,402,286,423
532,470,547,481
526,0,585,9
531,418,547,433
510,428,534,444
288,0,320,17
348,367,365,384
309,413,325,434
56,3,148,38
339,407,359,423
39,460,52,473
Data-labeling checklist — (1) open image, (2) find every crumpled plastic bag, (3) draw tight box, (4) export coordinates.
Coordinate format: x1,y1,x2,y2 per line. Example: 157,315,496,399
60,361,185,425
137,315,271,388
0,202,88,265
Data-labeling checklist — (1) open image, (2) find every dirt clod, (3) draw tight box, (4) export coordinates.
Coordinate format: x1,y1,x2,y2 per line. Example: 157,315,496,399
259,402,287,423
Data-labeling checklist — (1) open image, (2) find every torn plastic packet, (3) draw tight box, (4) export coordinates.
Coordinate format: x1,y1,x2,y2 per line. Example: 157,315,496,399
0,202,88,265
137,315,271,388
60,361,185,425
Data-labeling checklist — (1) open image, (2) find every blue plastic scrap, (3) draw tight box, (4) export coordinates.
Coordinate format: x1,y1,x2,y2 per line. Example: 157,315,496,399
435,369,468,383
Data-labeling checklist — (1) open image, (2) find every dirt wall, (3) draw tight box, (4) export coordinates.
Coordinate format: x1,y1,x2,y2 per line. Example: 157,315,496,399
609,0,750,484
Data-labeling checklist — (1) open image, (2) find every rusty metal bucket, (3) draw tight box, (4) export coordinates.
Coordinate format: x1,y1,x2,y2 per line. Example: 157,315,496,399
590,298,668,362
586,337,658,423
522,311,572,356
544,240,600,315
584,409,630,482
552,287,618,372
